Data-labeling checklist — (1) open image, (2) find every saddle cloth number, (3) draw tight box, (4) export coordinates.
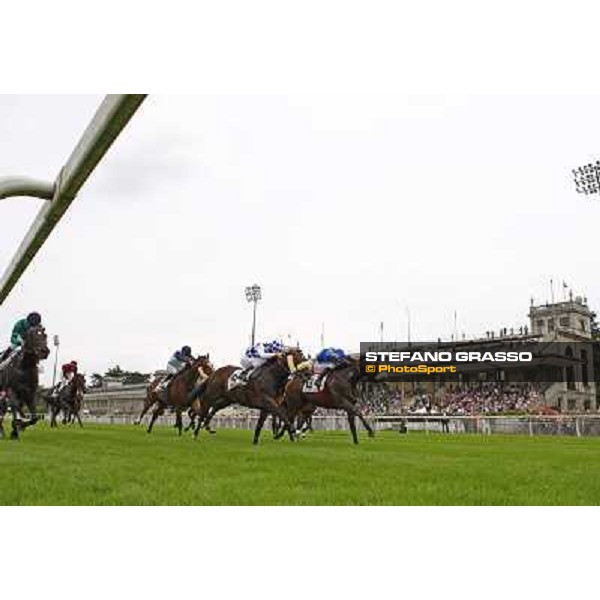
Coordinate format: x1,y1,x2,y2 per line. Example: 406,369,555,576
302,373,328,393
228,369,247,391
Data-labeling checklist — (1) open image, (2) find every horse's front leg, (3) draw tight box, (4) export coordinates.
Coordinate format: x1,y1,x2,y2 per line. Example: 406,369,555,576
196,398,231,437
253,410,269,445
265,398,295,442
7,391,22,440
340,397,374,443
147,404,165,434
175,408,183,436
184,407,196,432
0,402,5,439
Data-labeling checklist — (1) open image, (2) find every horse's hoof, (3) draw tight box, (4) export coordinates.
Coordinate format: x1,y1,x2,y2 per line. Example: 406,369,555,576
208,429,216,435
10,431,19,441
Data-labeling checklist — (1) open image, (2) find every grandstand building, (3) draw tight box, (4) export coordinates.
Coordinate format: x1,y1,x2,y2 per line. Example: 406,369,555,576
451,295,596,411
528,295,595,411
363,294,597,413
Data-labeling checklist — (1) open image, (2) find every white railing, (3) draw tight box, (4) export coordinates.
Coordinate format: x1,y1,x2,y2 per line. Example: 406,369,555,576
59,413,600,437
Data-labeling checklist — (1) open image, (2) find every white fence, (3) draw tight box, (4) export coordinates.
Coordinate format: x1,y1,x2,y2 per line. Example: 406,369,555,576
67,413,600,437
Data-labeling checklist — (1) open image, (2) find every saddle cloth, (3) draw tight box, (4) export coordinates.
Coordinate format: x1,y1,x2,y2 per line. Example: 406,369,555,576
227,369,248,391
302,373,328,394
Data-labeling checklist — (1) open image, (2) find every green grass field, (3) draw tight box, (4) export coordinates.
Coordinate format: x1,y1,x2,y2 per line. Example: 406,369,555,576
2,423,600,505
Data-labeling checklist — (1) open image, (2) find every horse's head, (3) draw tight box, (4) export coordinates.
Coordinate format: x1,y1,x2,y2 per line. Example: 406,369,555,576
74,373,87,394
192,353,214,380
342,355,359,368
23,325,50,361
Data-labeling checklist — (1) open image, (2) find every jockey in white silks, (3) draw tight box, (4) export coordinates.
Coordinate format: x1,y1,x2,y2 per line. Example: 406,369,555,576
240,340,285,379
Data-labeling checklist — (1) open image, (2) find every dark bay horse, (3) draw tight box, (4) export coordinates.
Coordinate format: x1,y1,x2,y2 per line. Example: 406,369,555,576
282,357,375,444
0,325,50,440
190,347,308,444
139,355,213,436
49,373,86,428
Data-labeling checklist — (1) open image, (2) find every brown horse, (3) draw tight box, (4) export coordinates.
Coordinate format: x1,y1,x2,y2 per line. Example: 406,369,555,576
139,355,213,435
282,357,375,444
0,325,50,440
190,347,308,444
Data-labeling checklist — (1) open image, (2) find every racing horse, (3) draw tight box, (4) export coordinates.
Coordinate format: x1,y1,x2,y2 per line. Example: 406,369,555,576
0,325,50,440
190,347,308,444
139,355,213,436
281,356,375,444
48,373,87,428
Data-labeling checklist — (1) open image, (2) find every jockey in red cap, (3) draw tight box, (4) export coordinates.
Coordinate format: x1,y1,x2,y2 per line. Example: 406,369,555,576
55,360,78,394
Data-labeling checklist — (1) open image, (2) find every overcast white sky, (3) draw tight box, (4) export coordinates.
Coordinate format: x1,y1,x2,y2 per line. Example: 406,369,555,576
1,94,600,383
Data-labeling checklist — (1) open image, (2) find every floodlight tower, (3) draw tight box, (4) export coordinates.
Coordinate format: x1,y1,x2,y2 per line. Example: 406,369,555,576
51,335,60,388
245,284,262,346
572,160,600,196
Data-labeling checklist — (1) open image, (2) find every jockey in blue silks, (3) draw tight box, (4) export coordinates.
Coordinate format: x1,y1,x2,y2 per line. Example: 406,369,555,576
156,345,195,393
314,347,347,386
240,339,284,379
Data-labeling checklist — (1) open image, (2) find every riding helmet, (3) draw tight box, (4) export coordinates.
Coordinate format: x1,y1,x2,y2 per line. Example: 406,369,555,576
181,345,192,356
27,312,42,326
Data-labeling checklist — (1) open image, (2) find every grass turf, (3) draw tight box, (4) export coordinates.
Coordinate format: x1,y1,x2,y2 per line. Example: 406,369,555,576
1,423,600,505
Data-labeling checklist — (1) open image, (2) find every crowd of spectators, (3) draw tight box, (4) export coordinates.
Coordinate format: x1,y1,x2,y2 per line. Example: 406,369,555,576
357,383,544,416
358,389,403,415
435,383,543,415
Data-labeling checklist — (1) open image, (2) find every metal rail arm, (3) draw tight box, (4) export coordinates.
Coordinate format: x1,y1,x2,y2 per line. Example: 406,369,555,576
0,94,147,305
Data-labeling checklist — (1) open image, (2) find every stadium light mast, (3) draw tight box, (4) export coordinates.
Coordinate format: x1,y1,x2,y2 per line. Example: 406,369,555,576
245,284,262,346
572,160,600,196
51,334,60,388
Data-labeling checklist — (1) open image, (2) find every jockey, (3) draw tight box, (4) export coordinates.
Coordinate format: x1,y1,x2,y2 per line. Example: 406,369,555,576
11,312,42,348
240,339,284,379
0,312,42,364
55,360,78,395
314,347,347,386
156,345,195,393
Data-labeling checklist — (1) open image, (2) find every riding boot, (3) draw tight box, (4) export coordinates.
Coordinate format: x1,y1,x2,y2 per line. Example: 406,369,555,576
156,375,172,404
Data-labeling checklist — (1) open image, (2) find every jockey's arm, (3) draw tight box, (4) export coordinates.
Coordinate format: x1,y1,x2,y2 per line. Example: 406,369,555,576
10,319,29,348
296,359,313,372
